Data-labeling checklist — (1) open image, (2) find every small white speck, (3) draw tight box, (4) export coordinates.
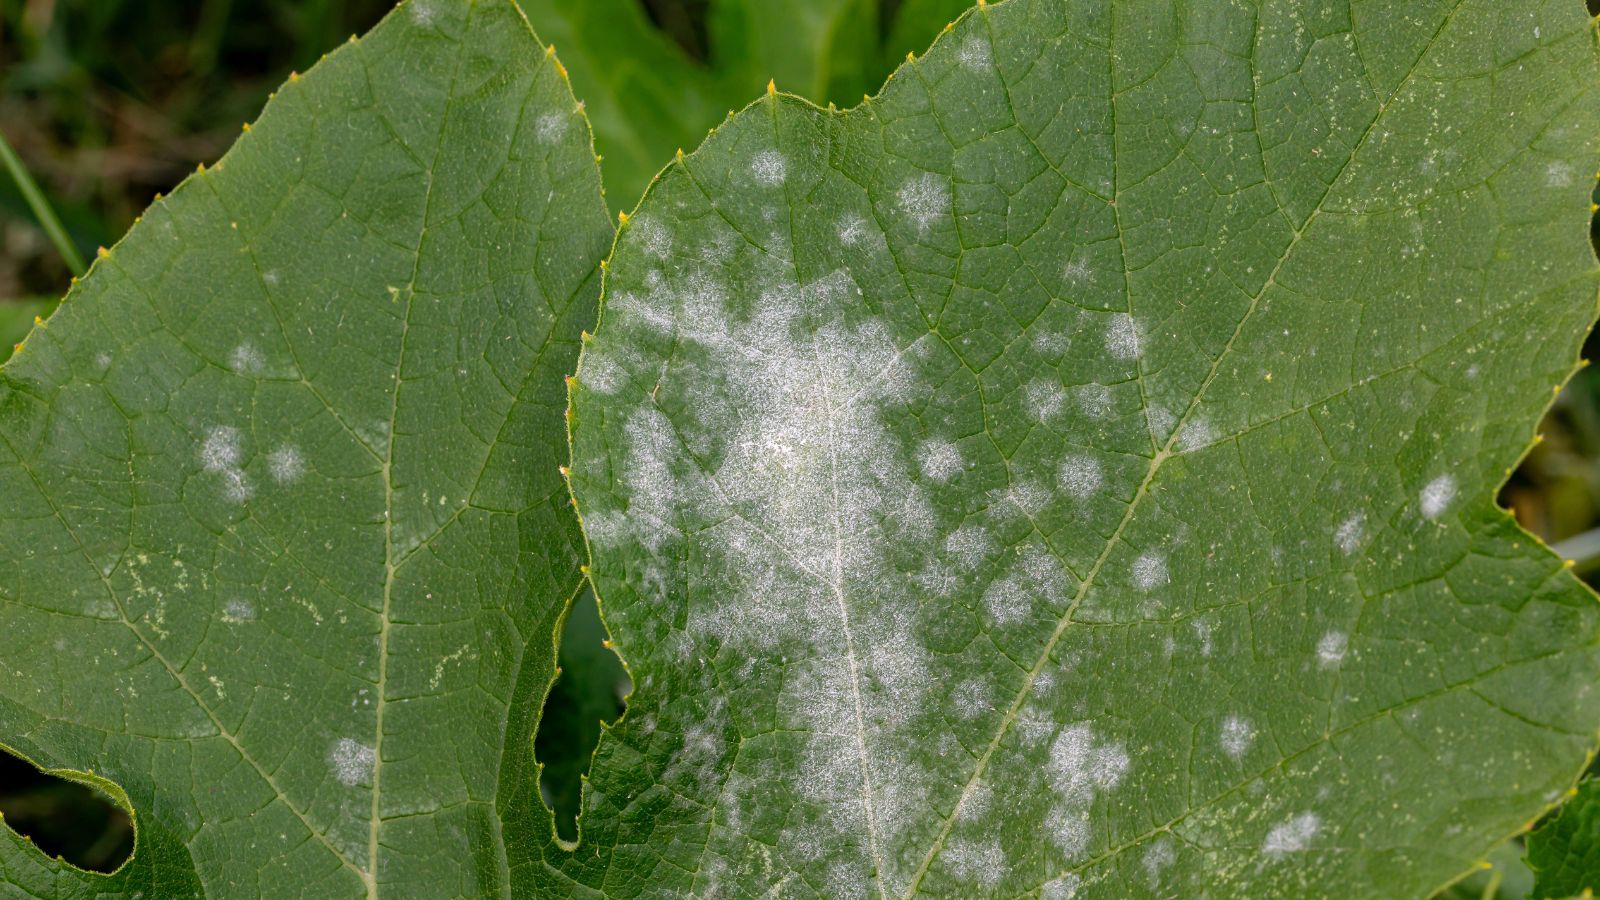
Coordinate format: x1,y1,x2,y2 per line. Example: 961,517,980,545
328,738,375,786
1105,313,1141,360
1335,514,1364,555
1132,553,1167,591
752,150,787,186
1220,715,1254,759
1419,475,1456,520
1058,455,1103,500
1263,812,1321,855
229,343,264,375
1317,631,1348,667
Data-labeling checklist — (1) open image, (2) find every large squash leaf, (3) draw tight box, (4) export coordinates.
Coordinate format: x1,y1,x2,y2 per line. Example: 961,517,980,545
0,0,611,895
566,0,1600,896
517,0,980,209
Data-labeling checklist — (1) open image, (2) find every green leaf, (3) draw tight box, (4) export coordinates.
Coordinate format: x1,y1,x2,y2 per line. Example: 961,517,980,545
518,0,979,209
1529,780,1600,899
0,0,611,894
567,0,1600,895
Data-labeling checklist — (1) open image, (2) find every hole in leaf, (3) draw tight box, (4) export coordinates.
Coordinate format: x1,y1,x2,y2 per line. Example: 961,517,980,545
0,749,133,873
536,586,629,844
1590,0,1600,17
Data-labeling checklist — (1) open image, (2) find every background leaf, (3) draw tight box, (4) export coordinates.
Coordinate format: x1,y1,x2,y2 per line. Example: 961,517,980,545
0,0,611,894
1529,779,1600,899
519,0,982,209
566,0,1600,895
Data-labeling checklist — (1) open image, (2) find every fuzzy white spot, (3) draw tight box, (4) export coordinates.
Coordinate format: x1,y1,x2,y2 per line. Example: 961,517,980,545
537,112,568,144
919,440,963,482
1077,383,1113,418
329,738,374,786
1104,313,1141,360
1263,812,1321,855
1335,514,1364,555
838,214,868,246
898,173,950,233
1143,838,1176,886
201,426,253,503
1220,715,1253,759
268,445,303,485
1420,475,1456,520
1317,631,1348,667
752,150,787,186
1027,379,1065,422
1547,161,1574,188
945,524,993,571
1041,873,1082,899
1046,724,1129,859
221,599,256,623
1058,455,1103,500
958,36,992,70
229,343,264,375
1132,553,1167,591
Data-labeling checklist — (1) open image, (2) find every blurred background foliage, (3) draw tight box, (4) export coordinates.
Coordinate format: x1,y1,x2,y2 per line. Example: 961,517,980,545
1,0,1598,892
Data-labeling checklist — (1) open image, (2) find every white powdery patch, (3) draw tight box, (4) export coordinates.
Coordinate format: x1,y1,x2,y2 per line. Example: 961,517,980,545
605,258,937,888
1104,313,1142,360
200,426,253,503
328,737,374,786
268,445,304,485
838,214,868,246
1077,383,1113,419
1142,838,1176,887
1263,812,1321,856
1220,715,1253,759
1547,161,1574,188
1040,874,1082,899
1317,631,1348,668
1177,416,1214,453
1046,724,1130,860
944,839,1004,887
1419,475,1456,520
1145,405,1176,443
952,678,989,718
221,599,256,623
752,150,787,186
536,112,568,144
958,36,992,70
1131,553,1167,591
983,542,1067,626
898,173,950,234
1027,380,1066,422
919,440,964,482
229,343,264,375
629,216,672,259
1058,455,1103,500
945,523,994,571
1334,514,1364,555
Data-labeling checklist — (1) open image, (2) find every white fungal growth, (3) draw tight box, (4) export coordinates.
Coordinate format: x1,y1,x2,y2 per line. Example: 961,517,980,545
201,426,253,503
952,679,989,718
918,440,963,482
221,599,256,623
1058,455,1104,500
630,216,672,259
1220,715,1254,759
1131,553,1167,591
1317,631,1348,667
898,173,950,233
268,445,303,485
1040,874,1082,899
229,343,264,374
1046,724,1130,859
984,543,1066,625
536,112,568,144
1420,475,1457,520
328,738,375,786
752,150,787,186
958,36,992,70
1077,383,1113,418
1263,812,1322,855
1335,514,1364,555
1026,379,1065,422
945,523,993,570
1104,313,1142,360
838,214,868,246
1142,838,1176,886
1547,161,1574,188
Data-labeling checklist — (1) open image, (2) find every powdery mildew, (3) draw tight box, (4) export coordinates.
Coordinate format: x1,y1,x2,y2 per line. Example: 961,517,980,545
1220,715,1253,759
1334,514,1364,555
1262,812,1321,855
1317,631,1348,668
1419,475,1457,520
752,150,788,186
329,737,375,787
897,173,950,234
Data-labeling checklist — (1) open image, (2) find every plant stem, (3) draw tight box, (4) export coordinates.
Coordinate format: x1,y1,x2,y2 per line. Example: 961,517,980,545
0,130,85,277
